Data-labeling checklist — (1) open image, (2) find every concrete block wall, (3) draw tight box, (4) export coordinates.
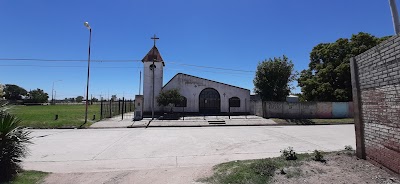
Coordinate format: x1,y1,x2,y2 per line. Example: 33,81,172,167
250,100,263,117
251,101,353,119
351,35,400,174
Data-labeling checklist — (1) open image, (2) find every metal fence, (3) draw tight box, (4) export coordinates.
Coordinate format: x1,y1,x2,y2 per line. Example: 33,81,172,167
100,98,134,120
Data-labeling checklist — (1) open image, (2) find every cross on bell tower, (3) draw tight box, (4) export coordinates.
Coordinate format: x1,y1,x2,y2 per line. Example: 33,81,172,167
151,34,159,47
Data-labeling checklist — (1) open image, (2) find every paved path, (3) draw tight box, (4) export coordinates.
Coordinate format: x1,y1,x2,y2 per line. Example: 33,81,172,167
90,115,277,128
23,125,355,173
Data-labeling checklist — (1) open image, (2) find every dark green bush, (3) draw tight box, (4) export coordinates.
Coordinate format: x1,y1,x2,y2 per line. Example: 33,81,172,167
280,147,297,160
313,150,325,162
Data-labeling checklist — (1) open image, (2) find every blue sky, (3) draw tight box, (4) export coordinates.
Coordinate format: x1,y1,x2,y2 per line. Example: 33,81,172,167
0,0,395,100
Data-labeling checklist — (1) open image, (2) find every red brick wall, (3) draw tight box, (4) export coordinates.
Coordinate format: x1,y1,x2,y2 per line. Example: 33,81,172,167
352,36,400,174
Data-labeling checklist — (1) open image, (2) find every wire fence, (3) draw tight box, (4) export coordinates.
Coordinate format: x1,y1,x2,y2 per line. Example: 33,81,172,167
100,98,134,120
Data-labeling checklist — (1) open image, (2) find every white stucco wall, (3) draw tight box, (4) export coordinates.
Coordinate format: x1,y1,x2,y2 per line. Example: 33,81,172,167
134,95,144,120
143,61,163,112
162,73,250,113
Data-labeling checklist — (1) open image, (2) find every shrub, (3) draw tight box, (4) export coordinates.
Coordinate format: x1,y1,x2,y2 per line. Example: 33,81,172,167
0,113,32,182
344,145,353,151
313,150,325,162
280,147,297,160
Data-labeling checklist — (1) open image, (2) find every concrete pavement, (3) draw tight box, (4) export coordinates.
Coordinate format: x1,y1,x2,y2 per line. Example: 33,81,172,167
90,115,277,128
23,125,356,173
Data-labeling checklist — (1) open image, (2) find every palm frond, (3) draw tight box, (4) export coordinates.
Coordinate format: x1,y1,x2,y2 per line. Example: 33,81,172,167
0,112,32,182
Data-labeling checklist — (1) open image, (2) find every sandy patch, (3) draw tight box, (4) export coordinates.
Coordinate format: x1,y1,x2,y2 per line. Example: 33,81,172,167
272,152,399,184
43,166,213,184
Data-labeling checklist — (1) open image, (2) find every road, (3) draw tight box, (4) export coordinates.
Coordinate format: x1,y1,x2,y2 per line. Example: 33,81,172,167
23,125,355,173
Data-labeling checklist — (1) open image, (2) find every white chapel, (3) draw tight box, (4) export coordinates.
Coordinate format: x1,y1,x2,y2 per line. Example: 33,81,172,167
135,38,250,118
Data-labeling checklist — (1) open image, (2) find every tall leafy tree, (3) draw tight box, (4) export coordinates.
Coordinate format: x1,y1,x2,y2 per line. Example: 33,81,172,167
4,84,27,101
76,96,84,103
298,32,389,102
25,89,49,103
253,55,297,101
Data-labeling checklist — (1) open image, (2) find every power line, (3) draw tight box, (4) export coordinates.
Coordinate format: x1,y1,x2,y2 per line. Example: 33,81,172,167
0,58,255,73
165,67,254,76
0,58,141,62
169,61,254,73
0,64,142,69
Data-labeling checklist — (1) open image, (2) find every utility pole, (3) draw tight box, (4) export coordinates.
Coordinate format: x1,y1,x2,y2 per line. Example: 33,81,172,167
139,71,142,95
152,55,155,120
51,80,62,105
151,34,159,120
389,0,400,34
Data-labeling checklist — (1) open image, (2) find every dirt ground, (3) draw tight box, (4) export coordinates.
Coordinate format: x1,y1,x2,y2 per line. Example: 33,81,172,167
43,166,213,184
43,152,399,184
272,152,400,184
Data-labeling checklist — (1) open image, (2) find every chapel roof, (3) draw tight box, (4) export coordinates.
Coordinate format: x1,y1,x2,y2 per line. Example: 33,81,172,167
163,73,250,91
142,46,165,66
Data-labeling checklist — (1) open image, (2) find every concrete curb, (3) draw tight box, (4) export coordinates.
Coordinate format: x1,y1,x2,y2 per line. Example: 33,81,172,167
87,122,355,129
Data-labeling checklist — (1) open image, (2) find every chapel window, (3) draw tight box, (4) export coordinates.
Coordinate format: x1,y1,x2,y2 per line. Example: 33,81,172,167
229,97,240,107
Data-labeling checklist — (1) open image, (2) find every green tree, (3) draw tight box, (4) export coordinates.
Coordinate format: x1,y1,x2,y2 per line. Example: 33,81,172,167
25,89,49,103
253,55,297,101
0,109,31,182
76,96,84,103
4,84,27,101
156,89,183,112
0,83,4,98
91,97,98,102
298,32,389,101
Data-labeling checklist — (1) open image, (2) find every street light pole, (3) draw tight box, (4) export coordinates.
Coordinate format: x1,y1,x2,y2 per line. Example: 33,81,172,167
389,0,400,34
84,22,92,125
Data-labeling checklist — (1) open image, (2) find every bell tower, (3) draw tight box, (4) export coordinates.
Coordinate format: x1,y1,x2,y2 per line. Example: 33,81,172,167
142,35,164,116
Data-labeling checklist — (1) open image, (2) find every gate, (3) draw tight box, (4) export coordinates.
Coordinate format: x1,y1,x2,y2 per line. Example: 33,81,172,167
199,88,220,114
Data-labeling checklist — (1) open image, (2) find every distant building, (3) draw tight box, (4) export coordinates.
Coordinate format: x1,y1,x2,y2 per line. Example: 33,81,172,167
286,95,299,103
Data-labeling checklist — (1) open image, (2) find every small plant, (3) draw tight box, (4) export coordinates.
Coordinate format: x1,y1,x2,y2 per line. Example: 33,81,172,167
343,145,355,156
313,150,326,162
280,147,297,160
344,145,353,151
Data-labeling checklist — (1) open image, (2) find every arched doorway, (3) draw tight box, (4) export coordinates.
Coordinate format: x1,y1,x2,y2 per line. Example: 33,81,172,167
199,88,220,114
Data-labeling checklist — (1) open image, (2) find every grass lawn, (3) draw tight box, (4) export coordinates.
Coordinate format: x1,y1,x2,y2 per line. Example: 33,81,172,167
10,104,101,128
272,118,354,125
5,170,49,184
199,152,312,184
